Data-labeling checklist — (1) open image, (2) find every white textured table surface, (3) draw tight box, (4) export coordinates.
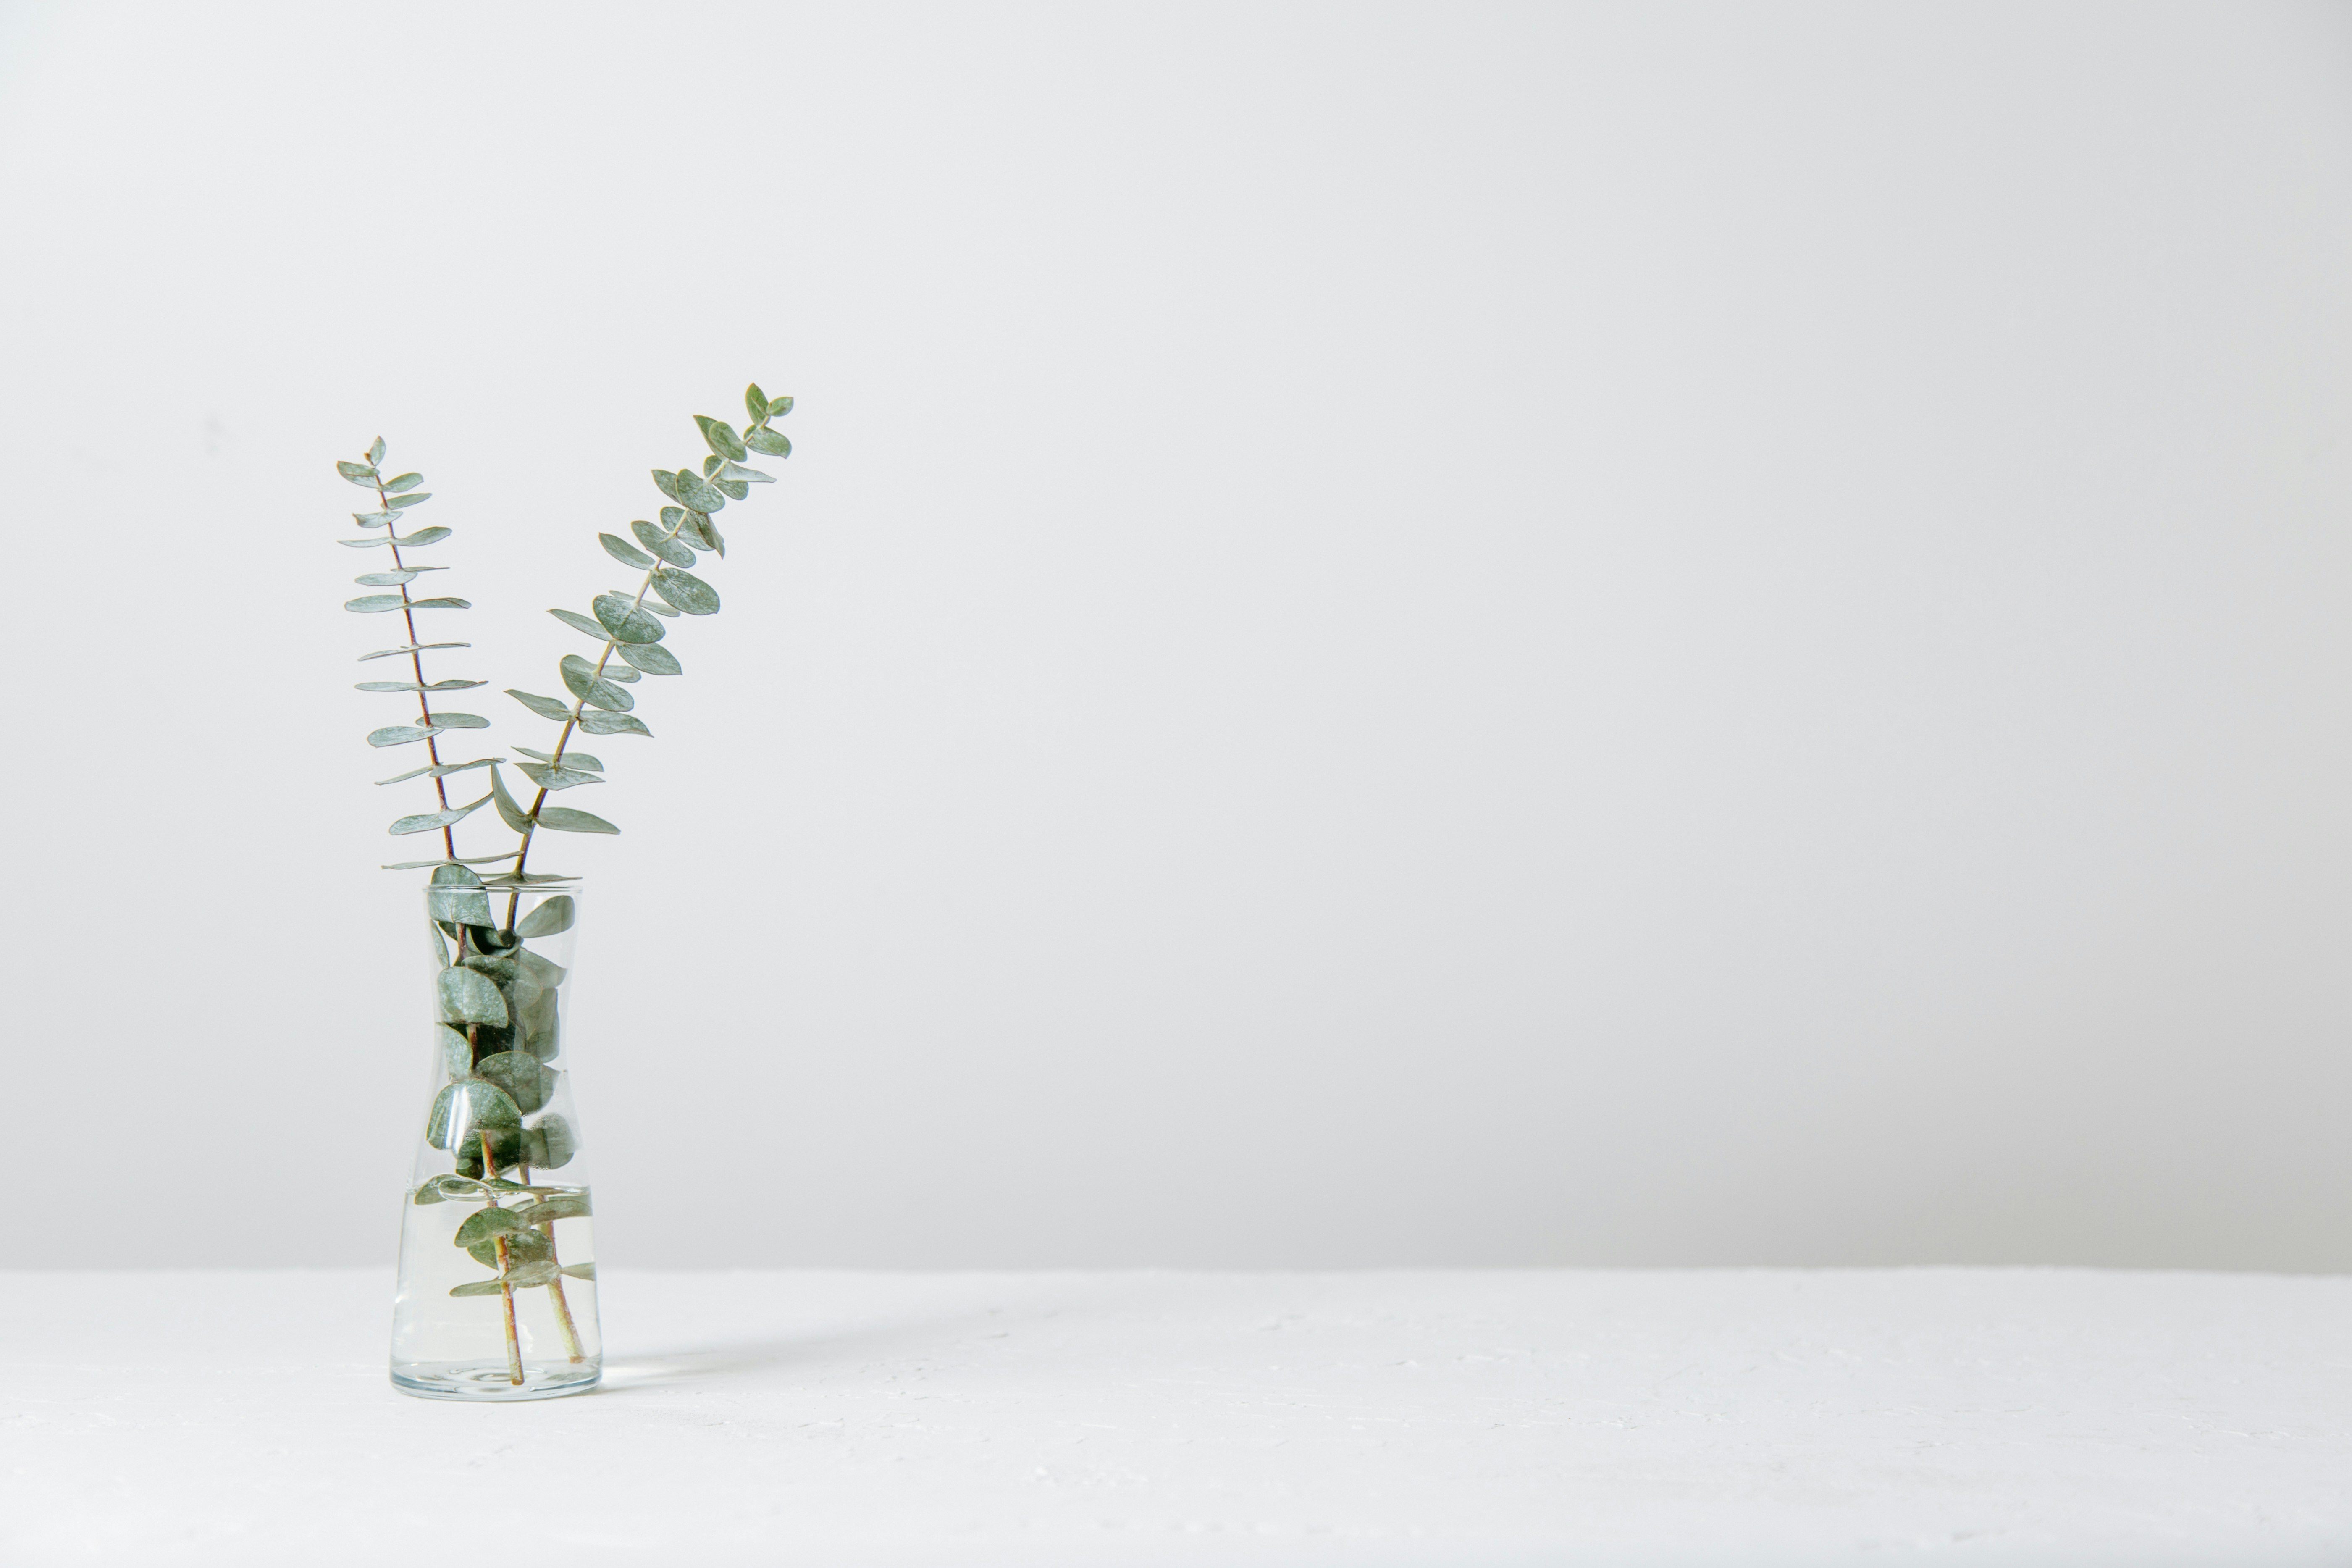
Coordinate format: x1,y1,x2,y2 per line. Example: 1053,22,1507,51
2,1268,2346,1566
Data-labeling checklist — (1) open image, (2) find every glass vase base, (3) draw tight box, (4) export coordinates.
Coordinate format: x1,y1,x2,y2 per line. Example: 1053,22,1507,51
391,1361,602,1402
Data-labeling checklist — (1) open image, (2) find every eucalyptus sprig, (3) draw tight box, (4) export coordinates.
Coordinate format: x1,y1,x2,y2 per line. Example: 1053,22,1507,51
334,440,509,870
490,383,793,887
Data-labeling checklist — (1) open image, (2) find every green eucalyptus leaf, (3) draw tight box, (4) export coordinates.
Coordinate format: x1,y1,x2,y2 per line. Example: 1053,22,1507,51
546,608,606,642
360,641,469,662
600,662,640,684
714,478,749,502
614,641,682,675
592,592,665,645
650,567,720,615
431,1175,488,1201
701,454,722,478
427,1077,521,1148
746,383,769,421
718,460,775,485
352,571,419,588
533,806,620,834
434,1022,473,1078
675,469,727,512
388,491,433,508
651,468,682,503
366,724,444,748
375,756,500,785
390,798,483,835
461,951,518,984
426,882,496,924
600,532,656,569
633,517,695,567
559,653,634,712
468,1225,551,1269
515,761,602,791
423,711,489,729
514,895,575,938
413,1181,449,1206
405,596,472,611
490,762,537,833
577,711,651,738
507,688,575,722
368,436,386,464
505,1259,562,1289
745,426,792,457
436,967,510,1028
384,472,425,494
430,863,483,887
520,1192,591,1224
530,1113,578,1169
560,1262,598,1281
391,526,451,547
695,414,751,462
338,536,391,549
515,980,561,1061
344,594,407,614
453,1123,530,1179
475,1050,554,1115
453,1206,525,1250
426,918,449,969
686,511,724,557
516,746,603,771
336,459,375,481
448,1278,508,1297
356,679,485,695
352,512,399,528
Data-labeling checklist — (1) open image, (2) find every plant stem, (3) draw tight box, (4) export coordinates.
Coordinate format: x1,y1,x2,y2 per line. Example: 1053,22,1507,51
481,1129,524,1385
493,1233,523,1386
373,475,459,863
507,491,717,892
541,1226,587,1363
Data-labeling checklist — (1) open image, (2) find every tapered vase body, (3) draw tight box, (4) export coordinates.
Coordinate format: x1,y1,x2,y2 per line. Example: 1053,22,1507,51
390,877,601,1401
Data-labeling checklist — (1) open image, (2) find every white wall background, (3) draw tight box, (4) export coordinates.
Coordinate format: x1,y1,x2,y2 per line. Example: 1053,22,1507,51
1,1,2347,1271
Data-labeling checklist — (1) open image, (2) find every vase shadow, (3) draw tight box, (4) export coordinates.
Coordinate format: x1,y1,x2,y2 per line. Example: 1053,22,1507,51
595,1307,1016,1392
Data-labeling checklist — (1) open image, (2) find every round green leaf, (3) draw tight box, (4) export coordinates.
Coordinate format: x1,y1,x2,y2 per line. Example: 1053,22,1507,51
426,1078,522,1150
600,532,657,569
453,1205,525,1250
559,653,634,712
434,1023,472,1079
592,592,665,644
633,517,696,567
475,1051,553,1115
391,526,452,548
514,894,575,938
436,966,509,1027
505,1259,562,1289
468,1224,552,1270
745,426,791,457
344,594,407,614
577,712,651,739
615,641,682,676
530,1114,578,1169
650,567,720,616
520,1193,591,1224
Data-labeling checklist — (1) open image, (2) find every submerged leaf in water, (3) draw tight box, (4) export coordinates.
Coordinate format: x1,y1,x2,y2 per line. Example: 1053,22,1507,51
426,1077,521,1148
436,967,509,1028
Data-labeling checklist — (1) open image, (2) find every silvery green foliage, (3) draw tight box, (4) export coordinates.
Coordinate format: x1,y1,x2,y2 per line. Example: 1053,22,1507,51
499,383,793,870
334,440,511,870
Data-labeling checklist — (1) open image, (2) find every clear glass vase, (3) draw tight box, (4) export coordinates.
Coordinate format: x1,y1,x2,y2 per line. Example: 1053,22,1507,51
390,875,601,1400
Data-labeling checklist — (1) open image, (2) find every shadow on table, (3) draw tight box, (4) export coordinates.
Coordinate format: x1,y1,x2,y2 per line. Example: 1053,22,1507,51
595,1280,1126,1394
